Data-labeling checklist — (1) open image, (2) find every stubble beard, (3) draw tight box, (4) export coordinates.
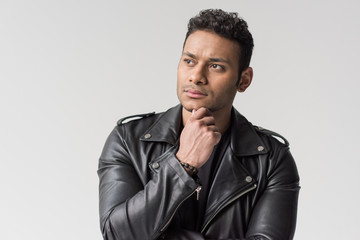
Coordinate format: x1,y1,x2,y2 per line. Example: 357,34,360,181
182,103,218,113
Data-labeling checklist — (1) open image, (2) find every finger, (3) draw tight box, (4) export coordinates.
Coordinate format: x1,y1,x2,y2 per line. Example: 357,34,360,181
192,107,212,119
198,116,216,126
204,127,222,144
206,125,221,133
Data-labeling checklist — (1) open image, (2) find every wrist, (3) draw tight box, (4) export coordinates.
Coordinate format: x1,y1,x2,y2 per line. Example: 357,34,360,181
177,159,198,176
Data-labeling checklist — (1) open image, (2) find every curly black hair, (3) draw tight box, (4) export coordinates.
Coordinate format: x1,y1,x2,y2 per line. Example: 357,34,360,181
185,9,254,78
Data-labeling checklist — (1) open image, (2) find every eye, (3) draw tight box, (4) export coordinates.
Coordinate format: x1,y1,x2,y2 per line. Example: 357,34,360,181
210,64,224,71
184,58,194,65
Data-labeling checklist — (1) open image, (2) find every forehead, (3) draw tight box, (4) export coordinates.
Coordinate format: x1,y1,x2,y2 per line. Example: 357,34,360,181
183,30,240,61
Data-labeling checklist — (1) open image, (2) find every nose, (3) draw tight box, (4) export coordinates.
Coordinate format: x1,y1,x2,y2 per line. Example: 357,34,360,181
189,65,207,85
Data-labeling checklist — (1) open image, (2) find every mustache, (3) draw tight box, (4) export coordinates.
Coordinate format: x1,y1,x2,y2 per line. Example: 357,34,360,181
182,85,208,95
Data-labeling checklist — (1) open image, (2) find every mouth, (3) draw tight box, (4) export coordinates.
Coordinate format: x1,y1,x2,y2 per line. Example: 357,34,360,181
184,88,207,99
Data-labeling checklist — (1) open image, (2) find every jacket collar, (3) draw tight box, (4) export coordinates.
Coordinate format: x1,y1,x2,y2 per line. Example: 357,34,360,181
140,105,182,146
140,104,268,156
229,108,268,156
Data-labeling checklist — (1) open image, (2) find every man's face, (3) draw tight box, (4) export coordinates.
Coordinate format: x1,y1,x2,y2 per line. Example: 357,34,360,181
177,30,241,114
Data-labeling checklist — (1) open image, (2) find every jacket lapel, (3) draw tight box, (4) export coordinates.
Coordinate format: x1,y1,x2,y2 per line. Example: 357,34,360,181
203,148,256,225
202,108,268,229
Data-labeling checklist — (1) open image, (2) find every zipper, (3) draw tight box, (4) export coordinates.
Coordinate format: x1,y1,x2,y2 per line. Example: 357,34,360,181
160,186,202,232
201,183,257,233
195,186,202,200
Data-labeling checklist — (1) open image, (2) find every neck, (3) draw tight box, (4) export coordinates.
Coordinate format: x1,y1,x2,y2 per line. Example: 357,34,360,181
182,106,232,134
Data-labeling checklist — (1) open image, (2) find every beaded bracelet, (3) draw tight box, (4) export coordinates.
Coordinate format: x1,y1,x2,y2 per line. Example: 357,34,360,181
178,160,198,175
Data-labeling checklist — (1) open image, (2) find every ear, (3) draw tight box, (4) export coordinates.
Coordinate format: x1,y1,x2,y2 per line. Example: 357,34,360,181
237,67,253,92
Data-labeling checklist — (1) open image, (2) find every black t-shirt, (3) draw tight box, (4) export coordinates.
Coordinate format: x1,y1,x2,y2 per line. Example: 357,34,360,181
177,129,231,231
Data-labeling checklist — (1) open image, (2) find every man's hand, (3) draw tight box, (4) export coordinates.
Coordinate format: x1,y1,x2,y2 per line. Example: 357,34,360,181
176,107,222,168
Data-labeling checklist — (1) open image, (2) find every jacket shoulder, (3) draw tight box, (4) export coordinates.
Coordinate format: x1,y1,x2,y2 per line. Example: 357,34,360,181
254,126,290,146
117,112,156,126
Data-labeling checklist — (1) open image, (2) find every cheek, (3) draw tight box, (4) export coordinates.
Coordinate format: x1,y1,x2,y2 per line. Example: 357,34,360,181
177,72,182,85
177,68,187,84
176,72,184,93
216,83,238,99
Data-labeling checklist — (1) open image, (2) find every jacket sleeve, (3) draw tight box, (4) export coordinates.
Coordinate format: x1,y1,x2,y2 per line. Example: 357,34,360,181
98,126,200,240
245,146,300,240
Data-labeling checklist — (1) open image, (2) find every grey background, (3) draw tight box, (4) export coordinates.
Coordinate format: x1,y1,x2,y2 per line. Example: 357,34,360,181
1,0,359,239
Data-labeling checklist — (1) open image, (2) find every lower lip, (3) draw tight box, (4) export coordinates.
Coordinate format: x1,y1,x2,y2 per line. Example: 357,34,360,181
185,91,206,98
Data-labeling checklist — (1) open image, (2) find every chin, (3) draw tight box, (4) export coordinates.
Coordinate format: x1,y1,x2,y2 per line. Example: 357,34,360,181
182,106,194,112
181,101,210,112
180,102,193,112
180,101,197,112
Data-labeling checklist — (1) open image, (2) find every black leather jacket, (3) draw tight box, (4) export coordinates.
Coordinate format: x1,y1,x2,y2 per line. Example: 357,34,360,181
98,105,300,240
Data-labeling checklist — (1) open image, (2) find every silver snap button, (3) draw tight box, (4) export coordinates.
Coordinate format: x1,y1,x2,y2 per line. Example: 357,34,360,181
245,176,253,183
152,162,160,169
144,133,152,139
257,146,264,152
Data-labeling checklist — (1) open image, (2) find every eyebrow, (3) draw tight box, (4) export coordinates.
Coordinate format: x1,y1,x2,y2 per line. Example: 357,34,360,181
183,51,230,64
183,51,196,59
209,57,230,64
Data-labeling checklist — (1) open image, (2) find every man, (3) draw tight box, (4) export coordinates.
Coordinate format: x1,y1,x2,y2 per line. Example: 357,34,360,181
98,9,300,240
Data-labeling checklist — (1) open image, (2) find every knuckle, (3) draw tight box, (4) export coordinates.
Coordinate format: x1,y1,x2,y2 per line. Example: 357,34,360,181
194,120,202,127
206,130,216,138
